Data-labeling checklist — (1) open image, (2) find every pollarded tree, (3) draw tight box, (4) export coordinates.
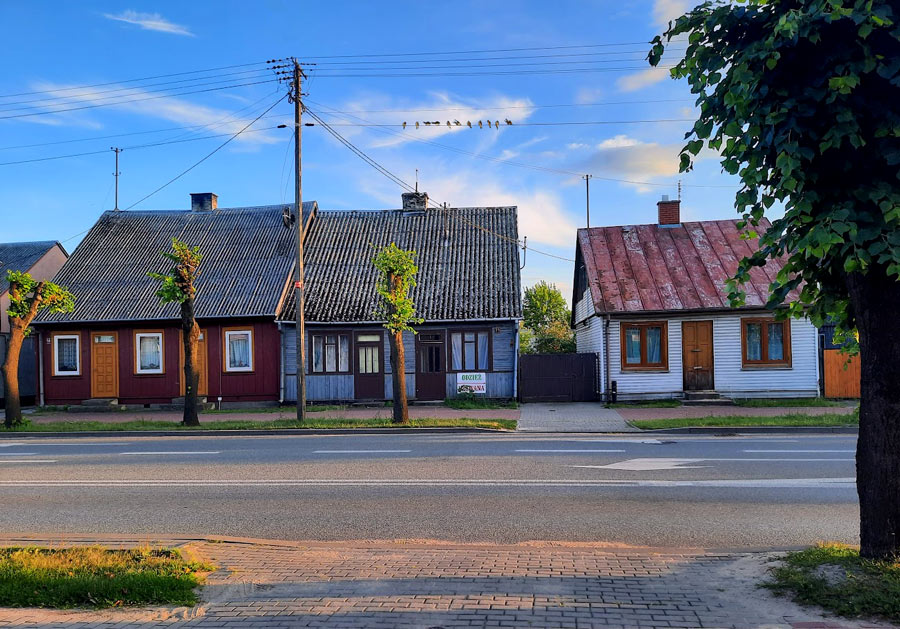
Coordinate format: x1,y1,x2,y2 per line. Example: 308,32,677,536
1,271,74,428
649,0,900,558
148,239,202,426
373,243,423,425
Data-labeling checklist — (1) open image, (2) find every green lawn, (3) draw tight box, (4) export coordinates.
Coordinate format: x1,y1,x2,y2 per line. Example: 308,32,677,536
3,417,517,432
204,404,344,414
734,397,845,408
0,546,214,609
444,398,518,410
606,400,681,409
631,413,857,430
764,543,900,623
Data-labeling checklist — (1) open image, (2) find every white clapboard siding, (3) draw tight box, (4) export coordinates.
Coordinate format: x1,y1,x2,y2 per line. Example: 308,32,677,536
573,287,594,326
608,314,819,400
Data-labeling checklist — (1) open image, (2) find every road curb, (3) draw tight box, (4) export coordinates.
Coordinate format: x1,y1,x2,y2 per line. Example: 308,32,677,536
0,426,509,439
638,425,858,435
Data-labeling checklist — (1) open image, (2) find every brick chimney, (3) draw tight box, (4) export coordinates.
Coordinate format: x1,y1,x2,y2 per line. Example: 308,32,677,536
190,192,218,212
401,191,428,212
657,195,680,226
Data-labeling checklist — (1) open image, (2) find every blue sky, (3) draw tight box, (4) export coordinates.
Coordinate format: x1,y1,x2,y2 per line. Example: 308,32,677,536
0,0,745,300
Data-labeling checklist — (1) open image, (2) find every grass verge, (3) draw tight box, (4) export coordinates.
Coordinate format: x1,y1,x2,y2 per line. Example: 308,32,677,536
203,404,343,414
2,417,516,432
764,543,900,622
606,400,681,409
444,398,518,410
734,397,845,408
0,546,214,609
631,413,857,430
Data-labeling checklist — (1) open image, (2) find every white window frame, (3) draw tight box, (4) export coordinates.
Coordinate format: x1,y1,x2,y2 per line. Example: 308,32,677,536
224,329,254,372
135,332,164,375
53,333,81,376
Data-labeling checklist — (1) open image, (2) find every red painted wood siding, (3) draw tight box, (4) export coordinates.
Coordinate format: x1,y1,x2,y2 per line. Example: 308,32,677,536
40,320,280,405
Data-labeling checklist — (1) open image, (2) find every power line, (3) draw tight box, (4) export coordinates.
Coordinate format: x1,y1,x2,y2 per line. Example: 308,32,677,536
305,65,676,78
311,118,694,127
302,97,692,115
124,94,286,210
303,40,675,59
311,49,684,65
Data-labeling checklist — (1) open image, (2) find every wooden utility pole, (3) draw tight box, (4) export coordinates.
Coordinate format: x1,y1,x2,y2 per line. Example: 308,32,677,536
293,60,307,421
583,174,592,227
111,147,123,210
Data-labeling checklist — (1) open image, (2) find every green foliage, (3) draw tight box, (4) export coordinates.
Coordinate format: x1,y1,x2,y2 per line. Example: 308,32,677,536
147,238,202,304
4,270,74,335
373,243,423,333
765,543,900,621
734,397,844,408
523,281,570,330
649,0,900,345
528,319,576,354
632,413,858,430
0,546,212,608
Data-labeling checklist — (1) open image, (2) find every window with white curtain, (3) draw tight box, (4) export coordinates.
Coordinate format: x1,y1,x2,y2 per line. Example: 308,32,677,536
53,334,80,376
450,330,490,371
135,332,164,374
620,322,668,371
310,333,351,373
742,318,790,367
225,329,253,372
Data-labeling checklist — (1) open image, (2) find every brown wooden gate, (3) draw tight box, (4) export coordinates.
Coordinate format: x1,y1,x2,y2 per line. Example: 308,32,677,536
824,350,861,398
519,353,597,403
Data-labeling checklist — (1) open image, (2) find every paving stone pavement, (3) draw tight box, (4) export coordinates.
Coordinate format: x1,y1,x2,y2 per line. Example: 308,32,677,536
0,537,892,629
518,402,638,432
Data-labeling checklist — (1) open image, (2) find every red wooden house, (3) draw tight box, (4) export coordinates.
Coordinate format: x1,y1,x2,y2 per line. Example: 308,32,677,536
33,193,315,408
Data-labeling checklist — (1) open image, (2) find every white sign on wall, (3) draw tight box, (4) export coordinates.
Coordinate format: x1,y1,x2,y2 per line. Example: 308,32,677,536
456,372,486,394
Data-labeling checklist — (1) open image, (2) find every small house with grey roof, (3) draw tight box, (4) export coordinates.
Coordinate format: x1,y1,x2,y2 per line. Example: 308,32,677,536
572,197,819,401
34,193,315,407
1,240,68,404
278,191,523,403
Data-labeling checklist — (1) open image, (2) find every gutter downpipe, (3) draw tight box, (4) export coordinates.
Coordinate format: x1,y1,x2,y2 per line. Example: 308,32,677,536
604,315,611,402
278,322,285,404
38,331,45,407
513,325,519,401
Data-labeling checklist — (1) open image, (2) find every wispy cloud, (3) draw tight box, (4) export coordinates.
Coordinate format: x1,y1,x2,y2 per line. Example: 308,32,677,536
617,67,670,92
653,0,691,29
574,87,604,105
103,10,194,36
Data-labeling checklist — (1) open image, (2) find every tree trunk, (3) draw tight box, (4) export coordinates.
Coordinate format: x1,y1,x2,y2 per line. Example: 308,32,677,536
846,267,900,559
181,298,201,426
389,329,409,424
2,322,26,428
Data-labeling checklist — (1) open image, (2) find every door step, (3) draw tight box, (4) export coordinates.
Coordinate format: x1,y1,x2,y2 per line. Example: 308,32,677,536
163,397,215,411
80,398,119,406
68,399,127,413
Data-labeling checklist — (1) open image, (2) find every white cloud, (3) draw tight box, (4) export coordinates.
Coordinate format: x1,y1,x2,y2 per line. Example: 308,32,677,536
653,0,691,29
597,135,641,149
24,82,280,145
322,91,536,148
574,87,604,105
617,67,670,92
103,10,194,36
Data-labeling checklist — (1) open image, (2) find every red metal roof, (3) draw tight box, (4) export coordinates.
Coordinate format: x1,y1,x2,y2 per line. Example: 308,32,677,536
577,218,798,314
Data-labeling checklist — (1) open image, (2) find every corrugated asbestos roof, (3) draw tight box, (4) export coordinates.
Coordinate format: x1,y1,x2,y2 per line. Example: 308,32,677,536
0,241,60,295
577,218,799,314
37,203,316,324
280,207,522,322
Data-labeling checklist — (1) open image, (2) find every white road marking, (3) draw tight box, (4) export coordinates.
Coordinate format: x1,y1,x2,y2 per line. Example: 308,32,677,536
516,449,626,453
119,451,220,456
313,450,412,454
577,457,854,471
744,450,855,453
0,477,855,488
0,452,37,456
0,460,56,464
0,443,25,447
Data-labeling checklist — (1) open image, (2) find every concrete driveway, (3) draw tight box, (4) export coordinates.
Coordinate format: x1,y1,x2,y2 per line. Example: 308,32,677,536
518,402,637,432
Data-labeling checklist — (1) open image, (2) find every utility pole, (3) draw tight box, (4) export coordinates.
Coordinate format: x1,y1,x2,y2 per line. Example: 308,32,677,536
292,59,307,422
583,174,593,227
111,147,123,210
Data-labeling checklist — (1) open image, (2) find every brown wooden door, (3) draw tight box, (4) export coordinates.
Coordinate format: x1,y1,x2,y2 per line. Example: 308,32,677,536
355,332,383,400
90,332,119,399
180,330,208,396
682,321,714,391
416,331,446,401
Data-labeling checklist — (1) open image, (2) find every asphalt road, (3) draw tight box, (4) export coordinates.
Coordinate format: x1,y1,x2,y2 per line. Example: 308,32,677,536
0,432,859,548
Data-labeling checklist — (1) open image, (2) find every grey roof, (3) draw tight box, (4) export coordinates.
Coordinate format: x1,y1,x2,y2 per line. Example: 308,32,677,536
0,241,61,295
37,202,316,324
280,207,522,323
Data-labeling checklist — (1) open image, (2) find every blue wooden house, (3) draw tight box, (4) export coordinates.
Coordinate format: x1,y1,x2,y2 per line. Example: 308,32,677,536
278,192,523,402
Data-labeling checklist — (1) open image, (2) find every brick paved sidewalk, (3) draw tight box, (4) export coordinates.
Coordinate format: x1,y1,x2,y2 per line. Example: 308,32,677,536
0,536,891,628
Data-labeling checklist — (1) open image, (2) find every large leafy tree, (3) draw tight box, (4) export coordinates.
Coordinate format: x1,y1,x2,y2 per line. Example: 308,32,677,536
521,281,575,354
2,271,74,428
373,243,423,425
148,239,202,426
650,0,900,558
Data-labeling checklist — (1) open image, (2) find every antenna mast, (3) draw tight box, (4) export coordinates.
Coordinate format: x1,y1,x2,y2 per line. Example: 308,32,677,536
111,147,123,210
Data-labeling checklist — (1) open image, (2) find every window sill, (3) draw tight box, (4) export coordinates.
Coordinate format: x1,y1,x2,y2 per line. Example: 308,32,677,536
741,364,793,370
224,369,254,374
620,367,669,373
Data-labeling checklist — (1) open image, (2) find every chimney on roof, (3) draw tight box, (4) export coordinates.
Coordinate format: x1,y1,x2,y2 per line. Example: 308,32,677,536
657,195,680,226
401,191,428,212
190,192,218,212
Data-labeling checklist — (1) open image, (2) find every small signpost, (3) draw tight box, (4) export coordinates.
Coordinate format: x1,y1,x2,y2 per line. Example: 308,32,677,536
456,372,486,395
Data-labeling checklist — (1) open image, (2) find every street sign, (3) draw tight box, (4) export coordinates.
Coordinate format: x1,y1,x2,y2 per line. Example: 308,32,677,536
456,372,486,394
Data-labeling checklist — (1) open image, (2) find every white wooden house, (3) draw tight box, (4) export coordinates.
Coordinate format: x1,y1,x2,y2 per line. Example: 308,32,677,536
572,198,819,401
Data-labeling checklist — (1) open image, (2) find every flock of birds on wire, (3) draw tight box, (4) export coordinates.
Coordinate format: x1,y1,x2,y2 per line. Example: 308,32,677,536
402,118,514,129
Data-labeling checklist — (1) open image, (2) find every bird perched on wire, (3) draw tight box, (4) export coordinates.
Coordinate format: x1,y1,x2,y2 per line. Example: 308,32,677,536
478,120,483,129
467,121,472,128
402,122,407,129
415,121,419,129
494,120,500,129
424,121,431,125
446,121,452,128
505,118,512,125
453,120,461,126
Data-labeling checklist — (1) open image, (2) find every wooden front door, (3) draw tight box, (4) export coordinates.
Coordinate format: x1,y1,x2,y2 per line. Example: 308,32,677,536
180,329,208,396
90,332,119,399
354,332,383,400
416,331,446,401
682,321,714,391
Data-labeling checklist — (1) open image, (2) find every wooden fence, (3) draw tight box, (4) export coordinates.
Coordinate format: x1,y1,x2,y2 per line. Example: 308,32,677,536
823,349,861,399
